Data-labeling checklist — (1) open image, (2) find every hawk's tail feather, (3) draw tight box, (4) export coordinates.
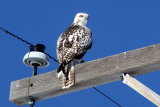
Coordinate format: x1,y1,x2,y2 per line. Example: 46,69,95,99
57,70,63,78
57,64,65,78
57,64,63,73
64,64,69,81
57,60,72,73
57,61,71,79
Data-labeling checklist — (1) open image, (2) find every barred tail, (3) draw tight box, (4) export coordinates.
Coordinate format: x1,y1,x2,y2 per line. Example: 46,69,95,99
57,64,64,78
57,63,69,80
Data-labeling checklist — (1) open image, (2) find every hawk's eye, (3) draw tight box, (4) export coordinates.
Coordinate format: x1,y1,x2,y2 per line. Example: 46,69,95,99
79,15,83,18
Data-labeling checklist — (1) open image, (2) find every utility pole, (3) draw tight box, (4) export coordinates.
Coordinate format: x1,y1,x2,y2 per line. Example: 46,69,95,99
10,43,160,106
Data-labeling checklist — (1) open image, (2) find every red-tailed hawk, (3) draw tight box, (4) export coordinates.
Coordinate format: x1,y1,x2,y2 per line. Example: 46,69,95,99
56,12,92,89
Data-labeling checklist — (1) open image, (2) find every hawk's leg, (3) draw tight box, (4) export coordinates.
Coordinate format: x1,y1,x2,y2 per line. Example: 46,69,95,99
68,59,82,87
62,59,83,89
65,61,74,89
69,65,75,86
62,73,67,89
62,65,70,89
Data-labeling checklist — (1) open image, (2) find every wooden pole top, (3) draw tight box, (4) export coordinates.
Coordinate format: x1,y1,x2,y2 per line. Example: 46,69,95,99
10,43,160,106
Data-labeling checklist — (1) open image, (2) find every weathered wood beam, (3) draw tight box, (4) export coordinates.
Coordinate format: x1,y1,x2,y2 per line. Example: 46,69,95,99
10,43,160,106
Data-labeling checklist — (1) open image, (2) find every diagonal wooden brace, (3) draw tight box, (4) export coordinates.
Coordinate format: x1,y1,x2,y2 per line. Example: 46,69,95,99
123,74,160,106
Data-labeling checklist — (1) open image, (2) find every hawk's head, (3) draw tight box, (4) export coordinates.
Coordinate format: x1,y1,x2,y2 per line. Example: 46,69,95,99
73,12,89,26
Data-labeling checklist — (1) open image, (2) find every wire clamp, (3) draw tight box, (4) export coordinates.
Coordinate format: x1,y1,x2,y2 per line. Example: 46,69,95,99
121,73,127,80
27,96,38,107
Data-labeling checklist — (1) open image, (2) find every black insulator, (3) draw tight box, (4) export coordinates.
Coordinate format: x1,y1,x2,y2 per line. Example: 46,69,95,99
29,44,46,52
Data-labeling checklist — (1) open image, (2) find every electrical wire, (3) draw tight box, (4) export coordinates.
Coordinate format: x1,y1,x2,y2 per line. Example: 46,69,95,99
93,87,122,107
44,52,58,62
0,26,58,62
0,26,34,46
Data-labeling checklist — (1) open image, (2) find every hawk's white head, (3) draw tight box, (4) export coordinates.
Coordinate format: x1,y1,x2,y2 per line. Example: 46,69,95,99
73,12,89,26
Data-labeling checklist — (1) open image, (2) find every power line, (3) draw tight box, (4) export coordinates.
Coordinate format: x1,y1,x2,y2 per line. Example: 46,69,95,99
0,26,34,46
44,52,58,62
93,87,122,107
0,26,58,62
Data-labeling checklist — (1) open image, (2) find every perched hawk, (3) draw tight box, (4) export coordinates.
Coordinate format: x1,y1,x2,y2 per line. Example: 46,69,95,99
56,12,92,89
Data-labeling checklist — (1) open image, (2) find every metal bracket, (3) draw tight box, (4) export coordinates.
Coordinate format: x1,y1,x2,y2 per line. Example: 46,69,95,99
27,96,38,107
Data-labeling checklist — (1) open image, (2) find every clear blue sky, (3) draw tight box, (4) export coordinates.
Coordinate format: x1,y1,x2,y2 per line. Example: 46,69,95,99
1,0,160,107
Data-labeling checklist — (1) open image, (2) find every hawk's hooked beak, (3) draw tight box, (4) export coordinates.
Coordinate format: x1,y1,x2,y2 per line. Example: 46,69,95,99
86,15,89,20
